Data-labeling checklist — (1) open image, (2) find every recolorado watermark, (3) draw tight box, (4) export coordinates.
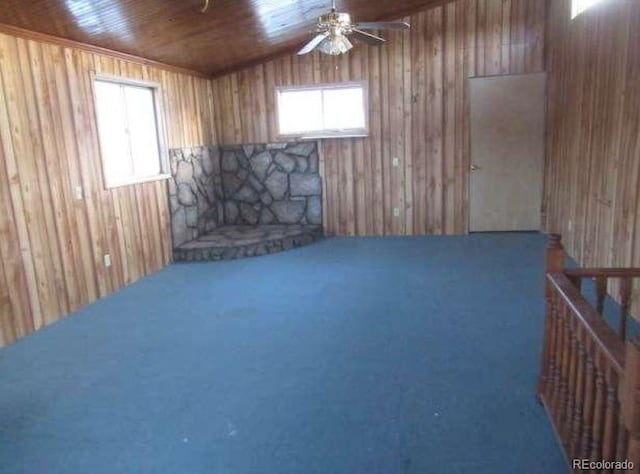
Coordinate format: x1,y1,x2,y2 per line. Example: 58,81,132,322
572,459,634,471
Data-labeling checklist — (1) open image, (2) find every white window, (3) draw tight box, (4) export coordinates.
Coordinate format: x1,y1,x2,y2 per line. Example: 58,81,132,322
93,75,168,188
572,0,605,19
276,82,368,138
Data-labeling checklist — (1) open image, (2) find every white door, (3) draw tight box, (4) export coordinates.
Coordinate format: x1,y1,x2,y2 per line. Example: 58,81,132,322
469,73,546,232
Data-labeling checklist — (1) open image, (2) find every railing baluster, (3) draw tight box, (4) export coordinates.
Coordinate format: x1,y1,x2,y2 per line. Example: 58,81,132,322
564,315,579,445
602,365,619,464
581,341,595,459
590,354,606,463
551,297,565,418
596,276,607,315
545,290,559,403
569,275,583,291
619,277,632,341
614,424,628,473
553,303,569,422
560,304,573,441
570,324,586,458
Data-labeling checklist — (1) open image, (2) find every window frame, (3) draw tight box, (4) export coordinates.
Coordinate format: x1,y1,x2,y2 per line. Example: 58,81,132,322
91,72,170,189
275,81,369,140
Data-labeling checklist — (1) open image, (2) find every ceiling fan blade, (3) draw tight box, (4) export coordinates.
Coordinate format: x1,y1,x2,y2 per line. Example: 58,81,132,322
354,21,410,31
297,32,330,55
350,29,386,46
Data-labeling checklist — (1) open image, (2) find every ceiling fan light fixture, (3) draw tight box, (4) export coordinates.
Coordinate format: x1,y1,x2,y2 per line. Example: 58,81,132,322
318,35,353,55
296,0,409,56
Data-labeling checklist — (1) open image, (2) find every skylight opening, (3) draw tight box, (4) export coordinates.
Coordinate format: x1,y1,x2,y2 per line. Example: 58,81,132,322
572,0,606,19
64,0,132,39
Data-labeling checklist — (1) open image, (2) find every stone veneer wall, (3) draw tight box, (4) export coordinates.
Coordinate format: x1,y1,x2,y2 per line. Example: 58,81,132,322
169,146,223,247
219,142,322,227
169,142,322,248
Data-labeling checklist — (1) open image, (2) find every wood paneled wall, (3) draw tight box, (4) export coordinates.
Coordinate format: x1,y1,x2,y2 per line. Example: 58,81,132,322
544,0,640,303
0,0,549,345
211,0,546,236
0,32,215,346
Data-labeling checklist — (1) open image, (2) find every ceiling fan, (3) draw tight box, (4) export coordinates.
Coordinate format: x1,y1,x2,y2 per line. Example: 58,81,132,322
298,0,410,56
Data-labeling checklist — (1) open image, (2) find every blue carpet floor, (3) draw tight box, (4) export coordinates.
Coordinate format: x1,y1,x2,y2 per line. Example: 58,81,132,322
0,233,566,473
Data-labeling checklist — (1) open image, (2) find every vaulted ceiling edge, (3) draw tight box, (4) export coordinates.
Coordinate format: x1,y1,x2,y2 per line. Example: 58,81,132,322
0,0,449,76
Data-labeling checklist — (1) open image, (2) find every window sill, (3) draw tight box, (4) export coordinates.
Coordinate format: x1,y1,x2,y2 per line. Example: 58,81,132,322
105,173,171,190
304,134,369,140
279,132,370,141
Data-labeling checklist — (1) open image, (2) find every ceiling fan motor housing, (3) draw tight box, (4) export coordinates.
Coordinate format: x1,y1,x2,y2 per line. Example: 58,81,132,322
317,12,353,35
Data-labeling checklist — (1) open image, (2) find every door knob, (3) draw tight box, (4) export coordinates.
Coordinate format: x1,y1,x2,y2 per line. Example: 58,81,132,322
470,164,481,171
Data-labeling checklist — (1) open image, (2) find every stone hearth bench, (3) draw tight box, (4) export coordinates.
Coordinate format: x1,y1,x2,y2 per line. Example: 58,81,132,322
173,224,323,262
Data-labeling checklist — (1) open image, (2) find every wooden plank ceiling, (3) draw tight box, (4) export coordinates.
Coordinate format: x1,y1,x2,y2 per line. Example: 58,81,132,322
0,0,446,76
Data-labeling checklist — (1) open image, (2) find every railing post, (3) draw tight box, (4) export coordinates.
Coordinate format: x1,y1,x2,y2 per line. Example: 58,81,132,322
622,338,640,466
545,233,566,275
538,233,565,397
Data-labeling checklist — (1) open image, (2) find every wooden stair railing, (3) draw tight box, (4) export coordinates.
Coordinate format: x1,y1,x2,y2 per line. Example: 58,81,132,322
537,234,640,472
563,267,640,341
